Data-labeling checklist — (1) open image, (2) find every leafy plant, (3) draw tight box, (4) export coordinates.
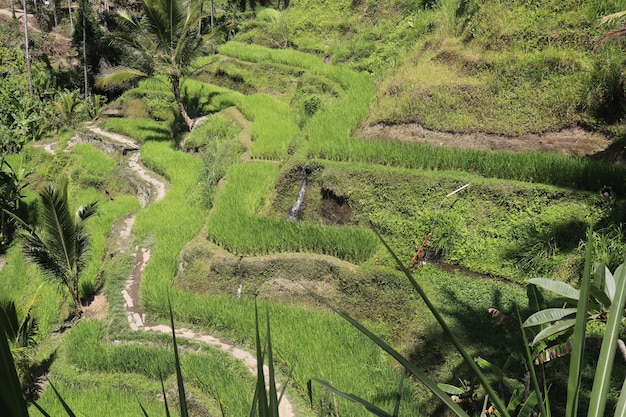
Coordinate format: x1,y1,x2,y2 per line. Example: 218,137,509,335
9,179,98,317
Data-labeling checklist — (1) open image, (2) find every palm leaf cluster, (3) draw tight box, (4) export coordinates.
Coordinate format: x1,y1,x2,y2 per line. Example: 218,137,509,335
14,180,97,317
97,0,226,130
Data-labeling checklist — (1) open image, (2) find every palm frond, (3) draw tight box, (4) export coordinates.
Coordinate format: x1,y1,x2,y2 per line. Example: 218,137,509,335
0,299,19,342
95,67,149,88
596,27,626,48
39,180,77,275
599,11,626,25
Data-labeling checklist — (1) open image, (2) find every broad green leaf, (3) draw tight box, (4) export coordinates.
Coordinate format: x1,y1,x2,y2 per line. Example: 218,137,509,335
518,311,549,417
475,357,503,379
604,266,616,303
506,388,523,412
566,229,594,417
309,378,393,417
528,278,579,302
531,319,576,346
517,391,538,417
588,263,626,417
438,383,466,395
523,308,577,327
589,286,611,311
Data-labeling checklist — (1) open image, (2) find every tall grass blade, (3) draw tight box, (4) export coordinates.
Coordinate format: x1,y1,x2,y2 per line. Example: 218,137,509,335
306,288,469,416
0,326,28,417
588,262,626,417
517,310,549,417
566,228,594,417
139,403,151,417
168,296,188,417
254,300,269,416
265,308,279,417
614,378,626,417
49,380,77,417
30,400,53,417
308,378,393,417
160,368,171,417
375,231,509,416
392,370,407,417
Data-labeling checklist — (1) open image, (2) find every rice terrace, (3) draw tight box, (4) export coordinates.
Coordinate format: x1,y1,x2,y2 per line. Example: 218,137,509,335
4,0,626,416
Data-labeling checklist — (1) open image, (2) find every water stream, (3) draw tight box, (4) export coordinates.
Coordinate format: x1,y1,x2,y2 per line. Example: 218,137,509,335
287,168,307,221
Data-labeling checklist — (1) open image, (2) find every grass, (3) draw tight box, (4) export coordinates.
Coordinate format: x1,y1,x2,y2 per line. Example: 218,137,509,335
206,162,378,263
132,141,207,313
239,93,299,160
0,245,63,337
104,118,174,144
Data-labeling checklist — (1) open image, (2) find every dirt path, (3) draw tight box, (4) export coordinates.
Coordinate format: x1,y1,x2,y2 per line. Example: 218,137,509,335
81,124,295,417
360,123,612,158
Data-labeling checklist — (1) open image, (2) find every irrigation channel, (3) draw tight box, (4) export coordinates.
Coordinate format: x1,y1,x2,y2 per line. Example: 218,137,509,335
47,125,296,417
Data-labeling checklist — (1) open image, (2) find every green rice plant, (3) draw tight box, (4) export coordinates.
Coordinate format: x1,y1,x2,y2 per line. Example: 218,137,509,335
67,145,116,188
309,136,626,194
167,292,427,416
207,162,378,263
182,113,240,152
238,94,298,160
132,141,206,314
103,118,174,144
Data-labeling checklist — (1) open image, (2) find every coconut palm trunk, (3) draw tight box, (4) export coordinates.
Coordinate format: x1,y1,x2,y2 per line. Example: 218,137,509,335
22,0,33,99
171,75,194,130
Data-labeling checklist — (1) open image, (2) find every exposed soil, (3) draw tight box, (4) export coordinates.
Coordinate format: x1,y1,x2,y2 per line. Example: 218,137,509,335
320,188,351,225
360,123,614,158
0,8,76,70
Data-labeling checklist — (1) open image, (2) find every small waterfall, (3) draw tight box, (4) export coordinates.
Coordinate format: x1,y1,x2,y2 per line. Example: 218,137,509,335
236,256,244,300
288,168,307,221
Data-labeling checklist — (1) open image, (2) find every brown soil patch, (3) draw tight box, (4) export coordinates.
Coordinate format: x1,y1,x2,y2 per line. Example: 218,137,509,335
360,123,612,158
83,293,109,320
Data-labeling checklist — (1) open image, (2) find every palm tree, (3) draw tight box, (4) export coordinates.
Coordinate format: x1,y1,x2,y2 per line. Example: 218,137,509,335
12,180,97,317
0,290,41,387
95,0,225,131
54,89,83,127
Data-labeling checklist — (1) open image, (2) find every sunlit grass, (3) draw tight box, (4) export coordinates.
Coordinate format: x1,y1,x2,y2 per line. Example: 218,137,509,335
132,141,207,313
206,162,378,263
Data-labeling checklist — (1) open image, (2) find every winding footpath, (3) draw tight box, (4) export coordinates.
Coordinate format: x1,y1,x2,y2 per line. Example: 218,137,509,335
60,125,295,417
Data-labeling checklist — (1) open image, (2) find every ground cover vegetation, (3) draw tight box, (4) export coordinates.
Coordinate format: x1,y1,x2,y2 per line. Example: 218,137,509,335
4,0,626,415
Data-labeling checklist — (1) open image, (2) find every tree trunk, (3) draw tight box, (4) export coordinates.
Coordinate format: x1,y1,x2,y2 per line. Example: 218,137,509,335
210,0,214,29
68,0,72,30
71,275,83,317
52,0,58,26
11,0,16,18
23,0,34,99
81,0,89,98
171,76,194,131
